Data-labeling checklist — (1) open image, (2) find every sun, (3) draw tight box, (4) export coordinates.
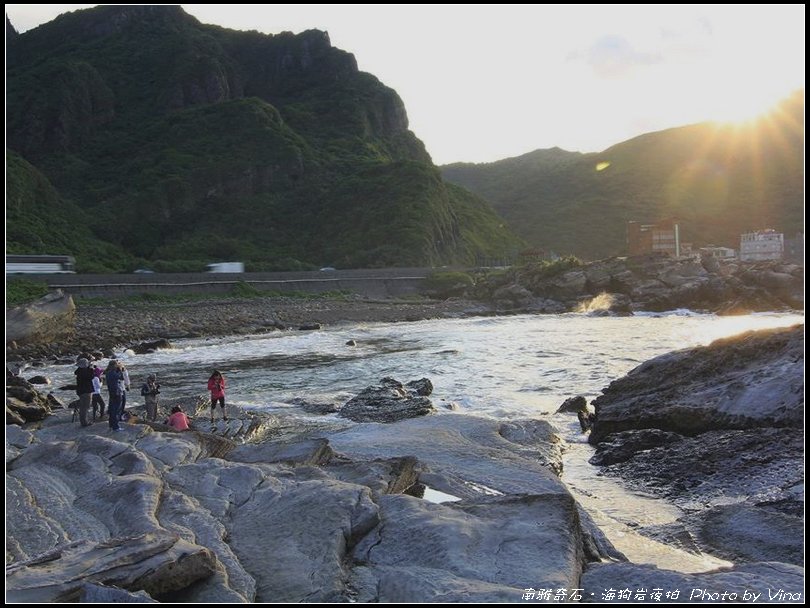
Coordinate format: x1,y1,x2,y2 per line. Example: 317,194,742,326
710,90,785,125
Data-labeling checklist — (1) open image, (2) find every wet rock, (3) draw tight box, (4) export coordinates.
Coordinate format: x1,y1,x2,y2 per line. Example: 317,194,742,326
339,377,435,423
298,323,321,331
130,339,173,355
346,339,357,346
556,395,587,414
27,375,50,385
692,504,804,566
589,429,683,466
291,397,342,415
590,325,803,443
405,377,433,396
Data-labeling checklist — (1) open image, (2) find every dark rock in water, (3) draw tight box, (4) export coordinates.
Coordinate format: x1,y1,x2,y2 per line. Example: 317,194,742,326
58,384,78,391
339,377,435,423
556,395,587,414
27,375,51,385
289,397,342,415
577,410,596,432
102,349,116,359
590,325,803,444
299,323,321,331
131,339,173,354
405,377,433,396
345,339,357,346
589,429,683,466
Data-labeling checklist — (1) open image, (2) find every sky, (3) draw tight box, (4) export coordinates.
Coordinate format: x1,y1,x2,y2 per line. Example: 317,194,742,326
6,4,805,164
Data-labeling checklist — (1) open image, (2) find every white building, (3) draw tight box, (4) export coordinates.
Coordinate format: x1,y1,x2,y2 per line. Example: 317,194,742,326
699,245,736,259
739,230,784,261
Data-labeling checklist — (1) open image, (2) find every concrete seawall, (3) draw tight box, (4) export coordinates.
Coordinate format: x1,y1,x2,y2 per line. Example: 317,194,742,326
28,269,435,299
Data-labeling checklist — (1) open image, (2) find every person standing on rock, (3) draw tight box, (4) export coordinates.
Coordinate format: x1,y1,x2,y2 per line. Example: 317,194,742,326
74,358,95,427
140,374,161,422
105,360,124,432
119,364,131,416
91,373,106,420
207,370,227,423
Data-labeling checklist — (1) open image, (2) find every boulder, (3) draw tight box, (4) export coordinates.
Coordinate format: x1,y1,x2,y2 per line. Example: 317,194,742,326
27,375,51,385
556,395,587,414
339,377,435,423
590,325,804,443
6,291,76,346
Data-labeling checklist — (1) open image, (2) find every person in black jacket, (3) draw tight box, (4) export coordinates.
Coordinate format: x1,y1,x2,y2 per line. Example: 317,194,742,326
74,358,95,427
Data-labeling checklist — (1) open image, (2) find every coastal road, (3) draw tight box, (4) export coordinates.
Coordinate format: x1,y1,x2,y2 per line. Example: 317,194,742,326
25,268,456,299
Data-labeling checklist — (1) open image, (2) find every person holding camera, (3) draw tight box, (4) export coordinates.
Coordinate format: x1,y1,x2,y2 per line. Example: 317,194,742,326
140,374,161,422
207,370,227,423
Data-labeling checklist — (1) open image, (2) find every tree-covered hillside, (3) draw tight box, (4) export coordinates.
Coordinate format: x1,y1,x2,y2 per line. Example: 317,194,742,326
7,6,521,271
443,92,804,260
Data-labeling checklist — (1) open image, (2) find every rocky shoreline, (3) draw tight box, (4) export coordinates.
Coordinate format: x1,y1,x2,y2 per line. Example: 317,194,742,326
6,324,805,601
585,325,804,577
7,296,488,362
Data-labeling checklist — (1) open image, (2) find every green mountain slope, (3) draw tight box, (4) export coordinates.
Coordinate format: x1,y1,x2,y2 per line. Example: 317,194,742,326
443,92,804,260
6,151,133,272
7,6,521,271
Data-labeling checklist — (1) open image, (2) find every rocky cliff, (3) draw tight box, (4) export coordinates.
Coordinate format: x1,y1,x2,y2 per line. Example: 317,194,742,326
7,6,520,271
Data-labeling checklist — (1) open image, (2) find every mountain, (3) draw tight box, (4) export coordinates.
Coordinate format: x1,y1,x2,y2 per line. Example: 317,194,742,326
6,6,521,272
442,92,804,261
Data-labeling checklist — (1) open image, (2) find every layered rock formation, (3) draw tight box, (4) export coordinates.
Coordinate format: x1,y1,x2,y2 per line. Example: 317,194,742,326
587,325,804,567
7,398,607,601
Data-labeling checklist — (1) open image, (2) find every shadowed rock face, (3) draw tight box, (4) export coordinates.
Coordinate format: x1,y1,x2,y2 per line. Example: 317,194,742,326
590,325,803,443
586,325,804,567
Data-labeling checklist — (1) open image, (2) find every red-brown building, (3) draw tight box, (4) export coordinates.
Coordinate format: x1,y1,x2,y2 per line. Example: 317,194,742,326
627,219,681,257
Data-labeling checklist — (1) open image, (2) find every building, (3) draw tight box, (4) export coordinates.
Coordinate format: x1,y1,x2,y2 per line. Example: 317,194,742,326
699,245,736,260
627,219,681,257
739,230,784,262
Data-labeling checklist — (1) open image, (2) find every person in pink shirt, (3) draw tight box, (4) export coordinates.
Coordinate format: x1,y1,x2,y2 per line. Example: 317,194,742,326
207,370,227,423
166,406,190,431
